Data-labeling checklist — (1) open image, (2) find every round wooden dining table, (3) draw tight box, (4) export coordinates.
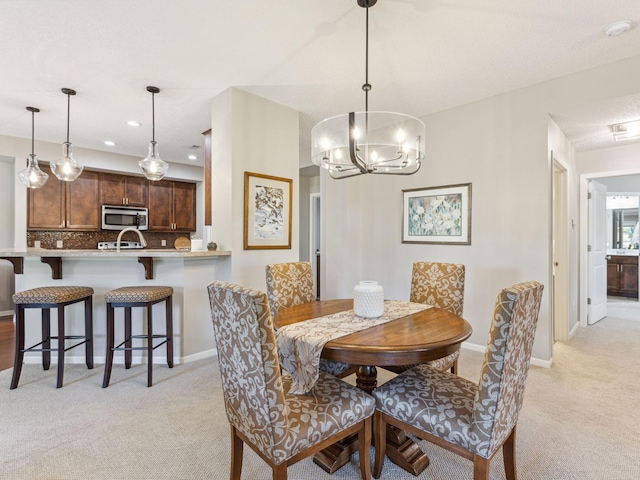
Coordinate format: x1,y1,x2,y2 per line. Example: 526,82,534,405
273,299,473,477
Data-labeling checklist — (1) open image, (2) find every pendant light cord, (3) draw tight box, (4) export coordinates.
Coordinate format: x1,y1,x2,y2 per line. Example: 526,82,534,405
66,92,70,143
31,110,35,156
364,5,370,113
151,91,155,143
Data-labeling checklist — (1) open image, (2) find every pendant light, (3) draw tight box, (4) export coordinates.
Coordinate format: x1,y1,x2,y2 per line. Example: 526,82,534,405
311,0,425,179
51,88,83,181
139,86,169,181
18,107,49,189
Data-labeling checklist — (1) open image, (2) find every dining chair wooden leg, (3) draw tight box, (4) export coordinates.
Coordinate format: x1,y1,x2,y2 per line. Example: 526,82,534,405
271,463,287,480
503,427,518,480
373,410,387,479
358,416,372,480
230,425,243,480
473,454,490,480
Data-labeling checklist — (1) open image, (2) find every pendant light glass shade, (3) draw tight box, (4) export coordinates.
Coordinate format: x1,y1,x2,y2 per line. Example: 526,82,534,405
139,86,168,181
18,107,49,189
51,88,83,182
311,0,424,179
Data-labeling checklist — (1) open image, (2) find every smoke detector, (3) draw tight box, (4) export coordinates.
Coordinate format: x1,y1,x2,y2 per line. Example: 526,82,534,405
605,20,631,37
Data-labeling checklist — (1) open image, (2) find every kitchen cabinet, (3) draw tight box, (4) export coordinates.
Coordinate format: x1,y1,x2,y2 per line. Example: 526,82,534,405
147,180,196,232
100,173,148,207
607,255,639,298
28,165,100,231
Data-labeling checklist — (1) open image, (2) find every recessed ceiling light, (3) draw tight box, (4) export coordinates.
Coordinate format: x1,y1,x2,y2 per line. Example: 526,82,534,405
605,20,632,37
127,120,141,127
104,140,116,146
188,154,198,160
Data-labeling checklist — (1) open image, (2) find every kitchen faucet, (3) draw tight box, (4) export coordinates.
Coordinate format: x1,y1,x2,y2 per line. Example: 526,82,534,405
116,228,147,253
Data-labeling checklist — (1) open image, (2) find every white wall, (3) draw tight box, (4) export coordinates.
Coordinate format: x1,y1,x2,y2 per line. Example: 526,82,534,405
597,174,640,191
0,156,15,313
211,88,300,291
321,54,640,363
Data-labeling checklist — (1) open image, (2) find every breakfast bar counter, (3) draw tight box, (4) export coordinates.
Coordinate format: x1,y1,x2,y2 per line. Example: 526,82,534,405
0,248,231,367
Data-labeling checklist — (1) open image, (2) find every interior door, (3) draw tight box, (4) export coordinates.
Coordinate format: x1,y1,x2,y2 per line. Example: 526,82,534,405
588,180,607,324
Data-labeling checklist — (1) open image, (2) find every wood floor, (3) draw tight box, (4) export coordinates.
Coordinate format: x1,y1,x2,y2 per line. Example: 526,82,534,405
0,314,15,372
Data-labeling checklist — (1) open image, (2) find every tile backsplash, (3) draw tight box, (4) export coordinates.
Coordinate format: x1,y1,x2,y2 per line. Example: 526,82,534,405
27,231,189,250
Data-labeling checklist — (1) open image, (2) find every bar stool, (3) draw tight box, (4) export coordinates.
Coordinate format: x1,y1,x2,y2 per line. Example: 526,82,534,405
102,286,174,388
11,286,94,389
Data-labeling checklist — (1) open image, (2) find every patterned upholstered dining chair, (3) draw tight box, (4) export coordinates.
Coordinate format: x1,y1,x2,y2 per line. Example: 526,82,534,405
384,261,466,375
208,280,375,480
372,281,544,480
265,261,356,378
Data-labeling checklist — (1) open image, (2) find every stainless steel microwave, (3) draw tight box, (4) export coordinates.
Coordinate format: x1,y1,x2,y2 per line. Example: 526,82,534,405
101,205,148,231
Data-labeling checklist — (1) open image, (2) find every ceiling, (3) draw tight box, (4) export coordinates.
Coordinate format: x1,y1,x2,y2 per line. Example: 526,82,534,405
2,0,640,171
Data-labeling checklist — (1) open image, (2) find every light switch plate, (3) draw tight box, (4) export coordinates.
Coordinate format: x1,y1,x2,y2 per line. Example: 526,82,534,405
56,240,63,248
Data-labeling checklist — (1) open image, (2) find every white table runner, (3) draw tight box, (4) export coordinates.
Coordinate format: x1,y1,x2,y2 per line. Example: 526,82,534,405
276,300,430,394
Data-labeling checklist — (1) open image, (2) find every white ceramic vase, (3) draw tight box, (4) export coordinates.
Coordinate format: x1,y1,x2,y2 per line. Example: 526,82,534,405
353,281,384,318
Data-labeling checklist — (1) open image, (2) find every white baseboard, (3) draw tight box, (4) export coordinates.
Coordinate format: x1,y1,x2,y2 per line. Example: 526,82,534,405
569,321,580,339
22,349,218,366
0,310,13,317
461,342,552,368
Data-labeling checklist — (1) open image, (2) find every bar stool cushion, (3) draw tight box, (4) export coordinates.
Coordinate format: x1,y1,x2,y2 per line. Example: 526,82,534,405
105,286,173,303
13,286,94,305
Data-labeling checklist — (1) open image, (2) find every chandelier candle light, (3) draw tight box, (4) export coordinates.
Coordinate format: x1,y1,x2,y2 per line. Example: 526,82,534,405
311,0,425,179
51,88,83,182
139,86,169,181
18,107,49,189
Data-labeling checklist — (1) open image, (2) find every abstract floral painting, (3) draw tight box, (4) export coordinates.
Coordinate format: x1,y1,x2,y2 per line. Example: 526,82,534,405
244,172,292,249
402,183,471,245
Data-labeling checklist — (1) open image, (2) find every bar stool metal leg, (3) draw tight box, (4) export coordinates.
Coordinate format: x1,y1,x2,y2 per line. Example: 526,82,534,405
102,303,115,388
124,307,132,369
56,303,65,388
147,304,153,387
10,306,25,390
42,308,51,370
85,296,94,369
166,296,173,368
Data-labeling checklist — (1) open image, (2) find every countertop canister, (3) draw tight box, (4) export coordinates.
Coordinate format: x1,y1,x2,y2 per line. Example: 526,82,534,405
353,281,384,318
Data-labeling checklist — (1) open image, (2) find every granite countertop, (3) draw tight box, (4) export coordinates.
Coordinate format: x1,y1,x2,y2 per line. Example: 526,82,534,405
0,248,231,258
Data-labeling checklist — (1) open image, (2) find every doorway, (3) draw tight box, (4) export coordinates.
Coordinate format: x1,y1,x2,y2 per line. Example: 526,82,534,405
580,172,640,327
309,193,321,299
552,157,569,341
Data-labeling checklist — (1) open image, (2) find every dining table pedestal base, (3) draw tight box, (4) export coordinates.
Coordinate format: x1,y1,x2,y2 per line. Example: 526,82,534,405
313,365,430,476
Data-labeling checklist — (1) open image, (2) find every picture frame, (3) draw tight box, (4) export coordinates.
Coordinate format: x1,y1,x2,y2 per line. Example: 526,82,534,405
402,183,472,245
244,171,293,250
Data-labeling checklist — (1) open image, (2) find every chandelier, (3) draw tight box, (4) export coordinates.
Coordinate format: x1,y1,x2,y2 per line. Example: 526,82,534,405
311,0,425,179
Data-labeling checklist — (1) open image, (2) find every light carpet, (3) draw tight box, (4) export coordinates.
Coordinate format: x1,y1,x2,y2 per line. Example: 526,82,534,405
1,315,639,480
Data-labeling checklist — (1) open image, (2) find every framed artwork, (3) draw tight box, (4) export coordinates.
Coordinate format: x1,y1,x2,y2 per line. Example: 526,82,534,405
402,183,472,245
244,172,293,250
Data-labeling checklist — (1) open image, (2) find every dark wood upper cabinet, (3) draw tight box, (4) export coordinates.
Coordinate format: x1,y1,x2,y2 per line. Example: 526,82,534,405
28,165,100,231
148,180,196,232
100,173,148,207
66,170,100,230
